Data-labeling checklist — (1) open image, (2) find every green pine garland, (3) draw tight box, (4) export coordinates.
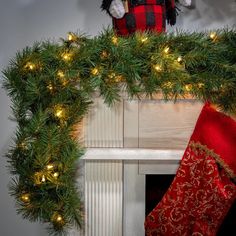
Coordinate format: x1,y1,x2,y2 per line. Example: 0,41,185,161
2,28,236,235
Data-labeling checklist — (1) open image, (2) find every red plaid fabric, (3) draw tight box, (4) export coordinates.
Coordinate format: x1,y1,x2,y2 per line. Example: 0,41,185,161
130,0,165,5
113,4,166,36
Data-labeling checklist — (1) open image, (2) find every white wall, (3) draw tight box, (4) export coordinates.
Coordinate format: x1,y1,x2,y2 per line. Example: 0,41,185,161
0,0,235,235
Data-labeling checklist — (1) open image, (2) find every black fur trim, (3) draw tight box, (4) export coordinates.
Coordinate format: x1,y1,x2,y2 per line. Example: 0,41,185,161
166,0,179,26
101,0,113,13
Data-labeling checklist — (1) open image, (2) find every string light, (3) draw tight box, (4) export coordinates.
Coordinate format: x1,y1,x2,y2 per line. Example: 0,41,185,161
112,36,118,45
47,164,54,170
68,33,73,41
164,46,170,54
140,36,148,43
91,67,100,76
61,52,72,62
210,32,217,41
54,105,66,119
47,83,54,92
57,70,65,78
51,212,65,225
21,193,30,203
67,32,77,42
108,72,116,79
185,84,192,92
53,172,59,178
41,175,46,183
177,56,183,63
34,172,47,185
56,215,63,222
154,64,162,72
55,109,63,118
24,62,36,71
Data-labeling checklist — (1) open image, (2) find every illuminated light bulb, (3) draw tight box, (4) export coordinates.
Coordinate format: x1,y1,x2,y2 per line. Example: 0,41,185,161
51,212,65,225
41,175,46,182
154,64,162,72
140,36,148,43
164,47,170,54
47,83,54,91
56,109,63,118
47,164,54,170
68,34,73,41
57,70,65,78
108,72,116,79
185,84,192,92
62,52,72,61
25,62,36,70
56,215,63,222
53,172,59,178
54,105,66,119
177,56,183,63
210,32,217,39
34,172,46,185
21,193,30,203
63,54,69,60
91,67,99,76
112,36,118,45
210,32,217,41
67,32,76,41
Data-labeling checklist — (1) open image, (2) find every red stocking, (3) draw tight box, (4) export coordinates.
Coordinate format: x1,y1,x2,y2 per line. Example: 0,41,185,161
145,103,236,236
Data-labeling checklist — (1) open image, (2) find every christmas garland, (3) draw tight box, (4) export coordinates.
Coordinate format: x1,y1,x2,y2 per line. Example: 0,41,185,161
2,28,236,235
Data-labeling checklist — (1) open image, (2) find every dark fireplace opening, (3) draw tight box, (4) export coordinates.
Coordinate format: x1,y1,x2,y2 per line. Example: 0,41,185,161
145,174,175,217
145,174,236,236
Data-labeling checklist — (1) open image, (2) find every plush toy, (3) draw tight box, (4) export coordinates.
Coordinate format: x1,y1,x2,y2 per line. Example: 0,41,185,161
101,0,177,36
178,0,191,7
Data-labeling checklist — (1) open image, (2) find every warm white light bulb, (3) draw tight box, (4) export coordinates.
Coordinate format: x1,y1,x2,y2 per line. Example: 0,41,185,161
68,33,73,41
91,67,99,76
47,164,54,170
55,109,63,118
112,36,118,45
164,47,170,54
210,32,217,40
154,64,162,72
177,56,183,63
57,215,62,222
53,172,59,178
141,37,148,43
41,175,46,182
57,71,65,78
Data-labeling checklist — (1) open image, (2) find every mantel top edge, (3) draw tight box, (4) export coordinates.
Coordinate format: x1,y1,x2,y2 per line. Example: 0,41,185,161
82,148,184,161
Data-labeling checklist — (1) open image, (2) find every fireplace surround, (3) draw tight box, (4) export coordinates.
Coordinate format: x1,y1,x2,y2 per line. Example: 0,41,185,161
66,97,207,236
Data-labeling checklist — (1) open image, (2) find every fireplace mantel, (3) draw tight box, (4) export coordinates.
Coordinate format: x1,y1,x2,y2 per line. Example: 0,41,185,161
82,148,184,161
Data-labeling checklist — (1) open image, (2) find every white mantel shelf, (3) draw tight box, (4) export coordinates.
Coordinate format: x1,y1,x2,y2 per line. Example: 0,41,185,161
82,148,184,161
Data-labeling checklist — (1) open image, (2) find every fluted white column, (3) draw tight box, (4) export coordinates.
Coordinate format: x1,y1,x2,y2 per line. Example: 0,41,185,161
84,160,123,236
